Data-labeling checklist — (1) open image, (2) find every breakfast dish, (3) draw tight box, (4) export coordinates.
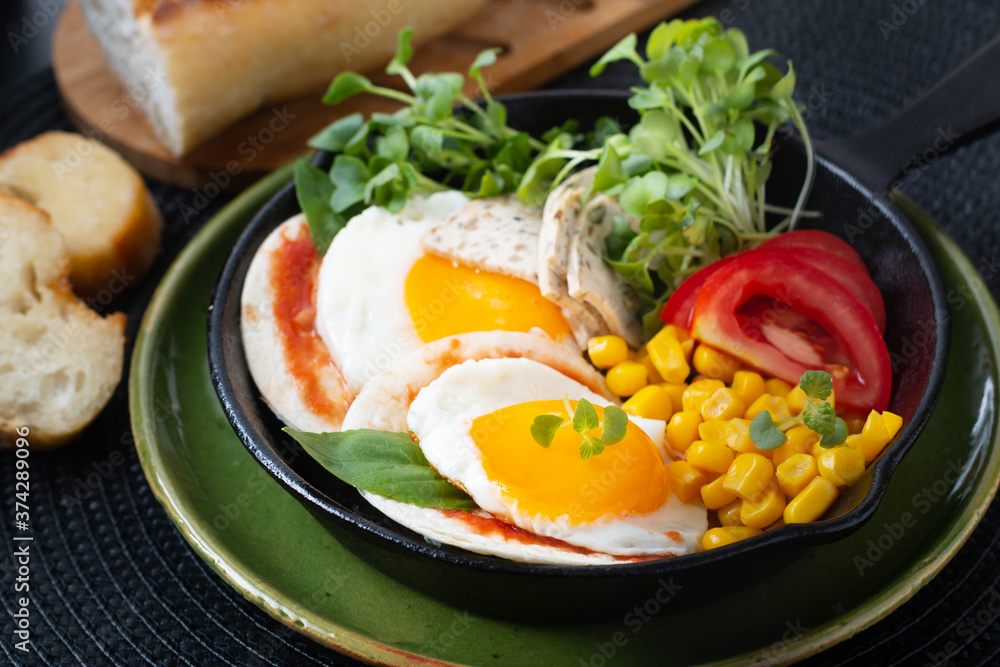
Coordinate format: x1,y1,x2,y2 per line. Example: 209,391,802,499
131,165,1000,662
234,19,923,566
76,0,490,155
0,193,125,447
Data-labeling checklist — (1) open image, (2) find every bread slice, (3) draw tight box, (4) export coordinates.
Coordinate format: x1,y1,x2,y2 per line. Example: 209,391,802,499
0,194,126,448
0,132,163,299
78,0,491,156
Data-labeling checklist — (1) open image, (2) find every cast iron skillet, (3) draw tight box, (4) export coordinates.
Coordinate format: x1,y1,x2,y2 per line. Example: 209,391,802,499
208,37,1000,620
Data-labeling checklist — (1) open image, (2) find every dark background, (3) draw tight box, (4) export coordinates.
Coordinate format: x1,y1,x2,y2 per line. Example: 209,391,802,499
2,0,1000,665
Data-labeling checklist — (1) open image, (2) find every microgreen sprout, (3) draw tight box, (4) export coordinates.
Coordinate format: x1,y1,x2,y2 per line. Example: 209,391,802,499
748,370,848,450
530,397,630,459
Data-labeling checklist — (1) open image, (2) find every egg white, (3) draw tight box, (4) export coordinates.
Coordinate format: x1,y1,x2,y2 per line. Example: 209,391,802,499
315,191,471,395
408,357,706,557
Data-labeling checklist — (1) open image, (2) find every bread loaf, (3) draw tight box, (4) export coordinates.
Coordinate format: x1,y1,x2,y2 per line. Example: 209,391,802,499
0,131,163,299
78,0,491,156
0,194,126,448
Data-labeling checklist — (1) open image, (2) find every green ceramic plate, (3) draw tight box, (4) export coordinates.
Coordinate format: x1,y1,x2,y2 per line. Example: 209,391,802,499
130,166,1000,666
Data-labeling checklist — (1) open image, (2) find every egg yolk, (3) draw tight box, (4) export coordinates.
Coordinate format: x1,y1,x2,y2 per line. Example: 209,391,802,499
404,253,574,344
471,400,670,523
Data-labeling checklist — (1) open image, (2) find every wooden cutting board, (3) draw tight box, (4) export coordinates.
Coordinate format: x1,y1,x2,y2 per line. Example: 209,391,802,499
53,0,696,191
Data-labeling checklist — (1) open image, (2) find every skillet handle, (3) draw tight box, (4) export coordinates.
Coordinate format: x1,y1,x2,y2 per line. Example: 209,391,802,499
817,34,1000,191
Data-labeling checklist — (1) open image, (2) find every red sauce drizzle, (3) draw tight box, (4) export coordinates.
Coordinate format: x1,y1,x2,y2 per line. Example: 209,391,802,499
268,223,348,419
438,510,673,562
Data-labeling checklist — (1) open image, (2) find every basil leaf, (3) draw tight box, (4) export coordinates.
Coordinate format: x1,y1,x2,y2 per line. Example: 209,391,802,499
285,428,477,510
530,414,566,448
293,158,342,255
749,411,787,450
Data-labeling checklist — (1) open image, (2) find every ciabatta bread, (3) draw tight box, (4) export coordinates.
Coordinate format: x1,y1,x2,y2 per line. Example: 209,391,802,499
0,194,126,448
78,0,491,156
0,132,163,299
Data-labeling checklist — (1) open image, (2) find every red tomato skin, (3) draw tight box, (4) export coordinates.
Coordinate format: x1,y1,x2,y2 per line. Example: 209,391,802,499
761,247,886,333
690,252,891,413
758,230,866,270
660,256,736,329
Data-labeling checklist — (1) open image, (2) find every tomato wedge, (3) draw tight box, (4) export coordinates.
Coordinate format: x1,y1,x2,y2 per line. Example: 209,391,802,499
662,244,884,332
757,230,866,270
690,252,891,412
660,256,736,329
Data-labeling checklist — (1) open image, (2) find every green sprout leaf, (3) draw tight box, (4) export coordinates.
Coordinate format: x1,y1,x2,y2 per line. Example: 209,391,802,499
590,33,643,76
803,401,837,436
820,418,849,448
308,113,365,152
469,47,501,79
323,72,374,105
749,411,788,450
530,414,566,448
799,370,833,401
600,405,629,446
573,398,601,434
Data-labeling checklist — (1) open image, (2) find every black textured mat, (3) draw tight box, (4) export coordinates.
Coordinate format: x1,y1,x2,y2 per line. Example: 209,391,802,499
2,0,1000,665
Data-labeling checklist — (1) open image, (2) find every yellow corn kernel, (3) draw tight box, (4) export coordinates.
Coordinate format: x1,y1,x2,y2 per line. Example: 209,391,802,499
701,527,738,550
817,447,866,487
740,481,786,529
855,410,891,463
622,385,673,421
692,344,740,384
668,325,696,362
784,477,838,524
587,335,629,369
772,425,821,466
666,411,702,453
659,383,687,413
882,411,903,439
764,378,793,398
700,474,738,509
646,326,691,384
775,453,819,498
723,453,775,500
726,526,762,540
698,419,729,444
606,361,647,397
635,349,664,384
718,499,744,526
724,418,762,455
667,461,710,504
844,434,862,451
786,385,808,413
700,387,748,421
682,378,726,413
744,393,792,422
731,371,765,405
686,440,735,474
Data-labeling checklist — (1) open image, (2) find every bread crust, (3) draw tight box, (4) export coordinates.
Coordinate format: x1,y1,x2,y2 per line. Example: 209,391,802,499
80,0,491,155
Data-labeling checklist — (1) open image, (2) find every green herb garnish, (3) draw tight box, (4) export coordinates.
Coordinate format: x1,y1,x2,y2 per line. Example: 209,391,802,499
285,428,477,510
529,397,630,460
748,370,847,450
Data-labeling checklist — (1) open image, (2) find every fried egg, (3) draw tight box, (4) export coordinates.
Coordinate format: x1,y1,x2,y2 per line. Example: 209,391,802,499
342,332,707,564
316,193,579,395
